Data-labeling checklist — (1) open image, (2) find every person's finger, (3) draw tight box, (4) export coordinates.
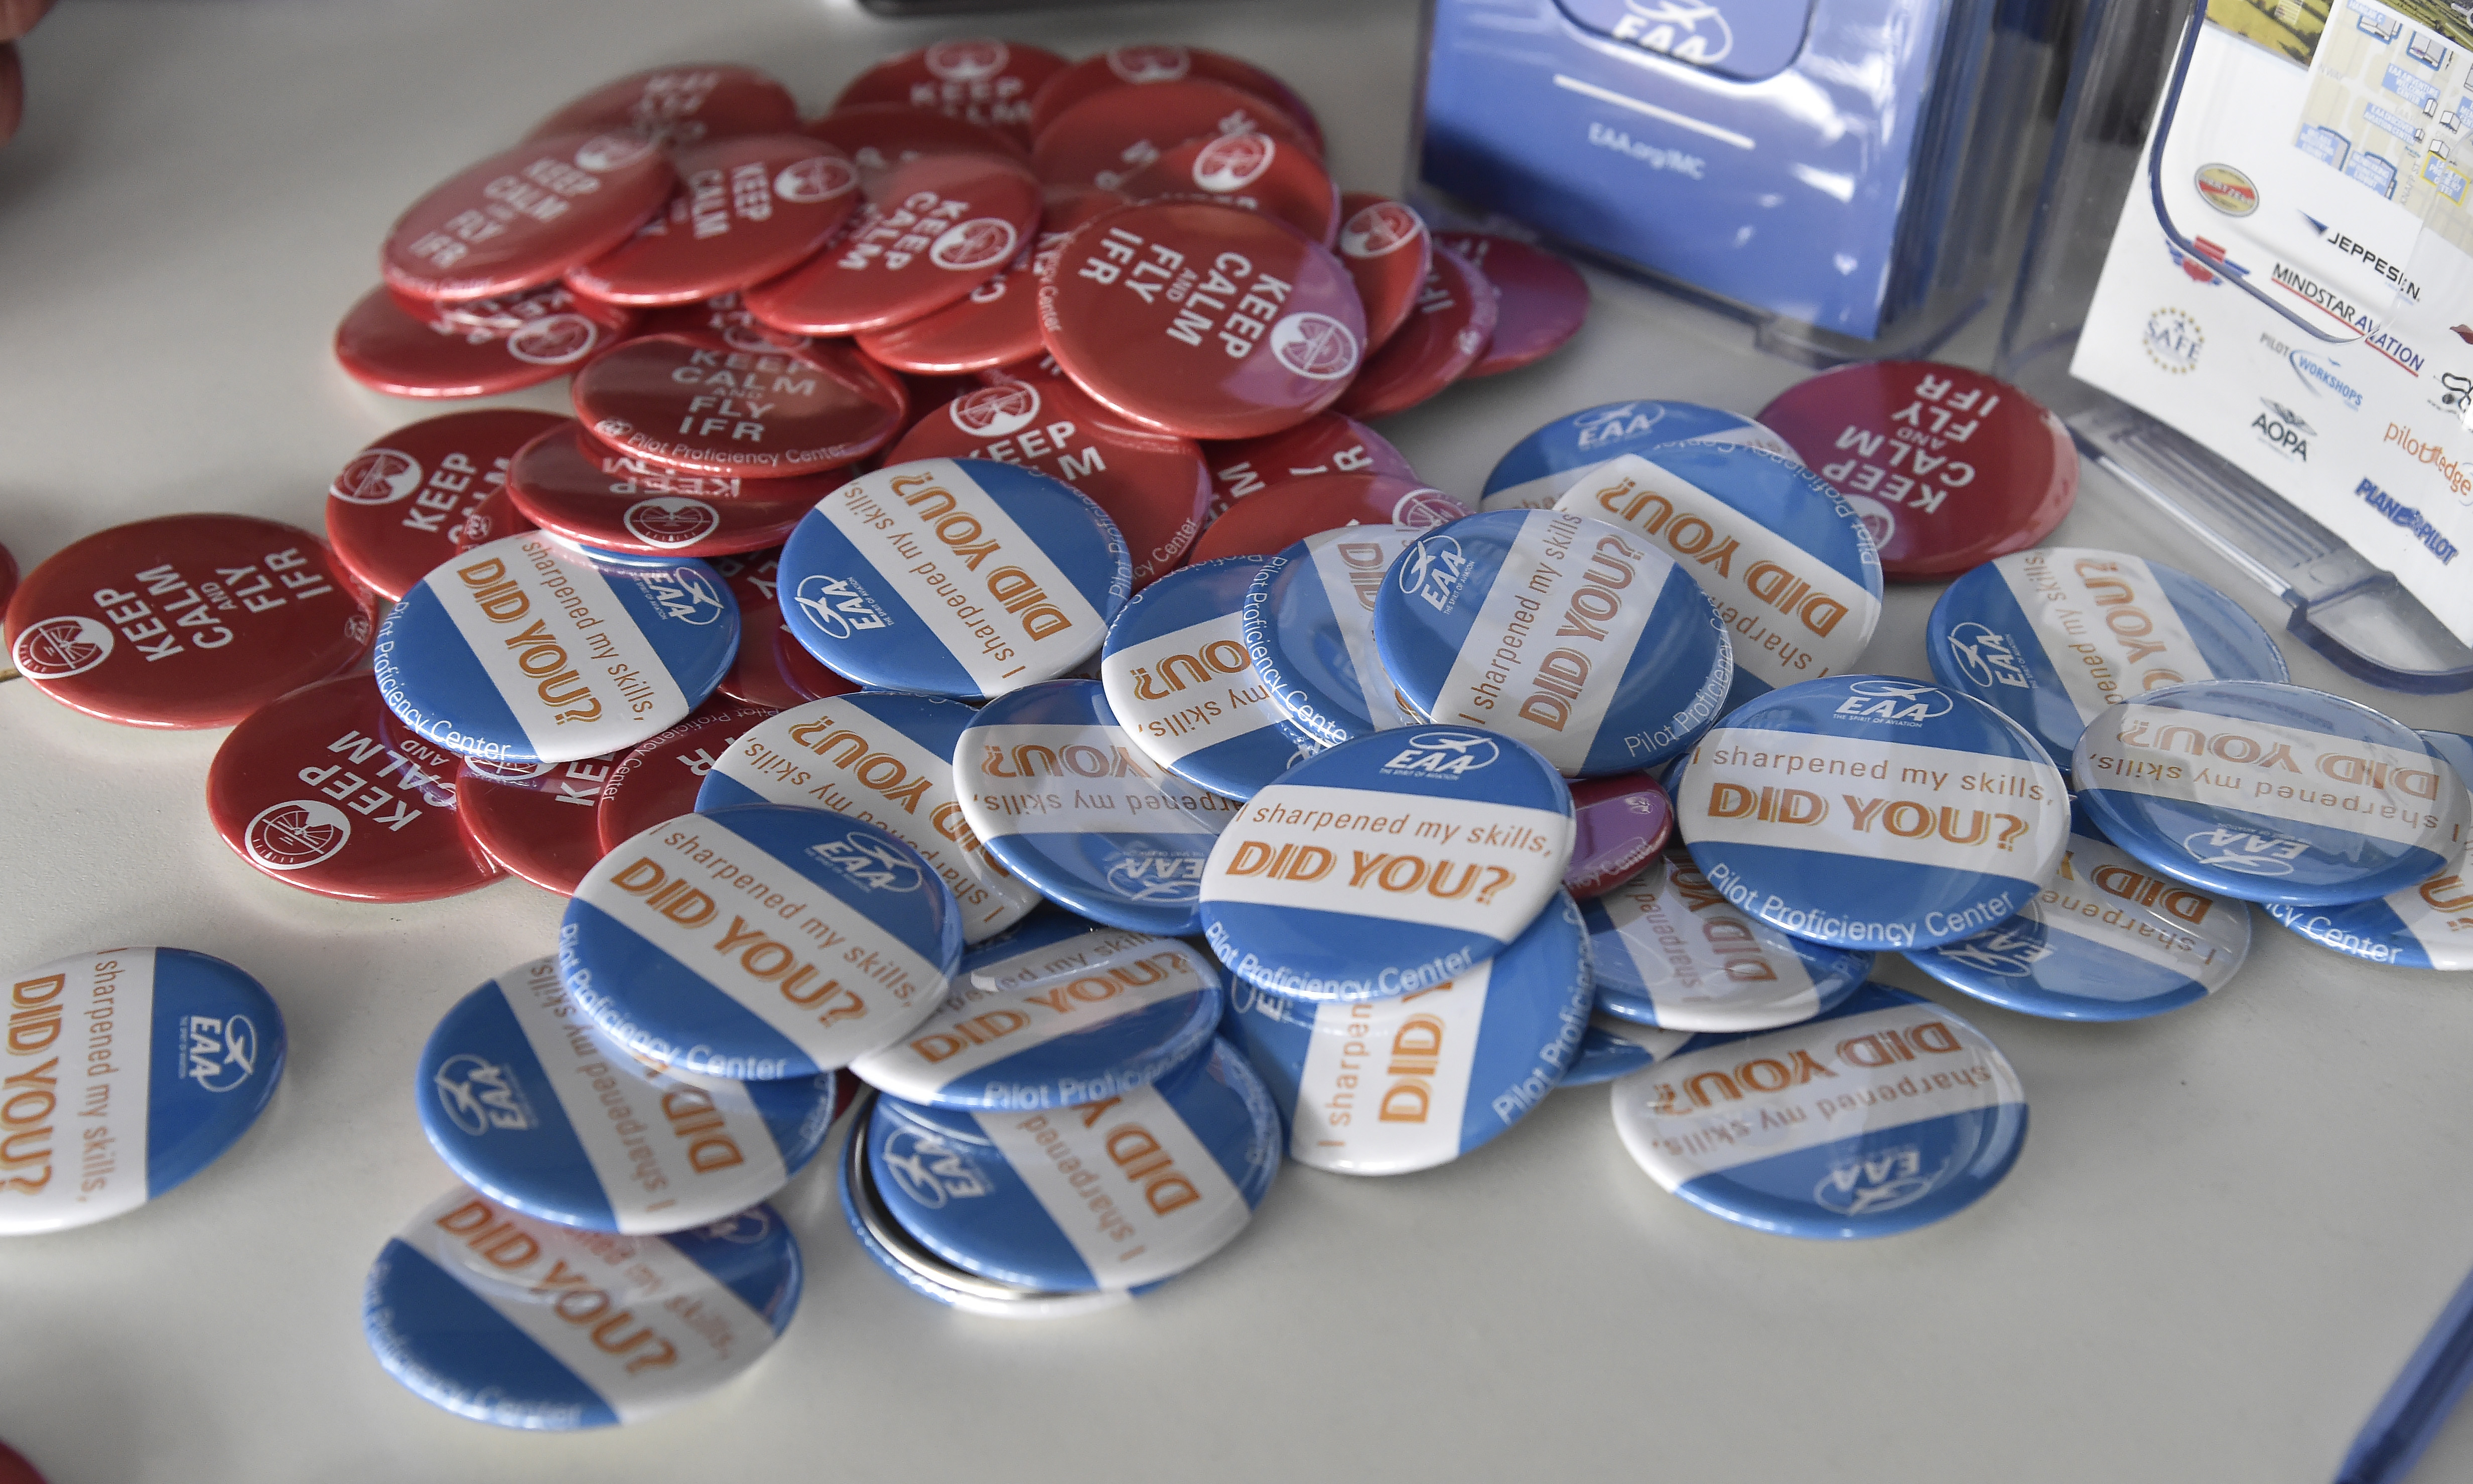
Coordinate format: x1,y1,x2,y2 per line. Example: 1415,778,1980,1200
0,0,53,43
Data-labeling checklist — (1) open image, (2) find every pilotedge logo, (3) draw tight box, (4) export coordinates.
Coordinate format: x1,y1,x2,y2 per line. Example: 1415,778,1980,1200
643,565,728,626
176,1014,261,1093
244,800,353,871
1944,622,2033,690
1380,730,1502,778
10,616,115,679
1832,678,1955,724
433,1053,538,1135
807,830,926,894
332,448,423,505
1813,1143,1941,1217
2181,825,2308,876
795,572,892,640
879,1123,994,1208
1397,534,1472,611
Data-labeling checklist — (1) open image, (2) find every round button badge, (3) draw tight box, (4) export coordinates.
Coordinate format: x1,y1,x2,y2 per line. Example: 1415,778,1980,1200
326,409,568,601
831,39,1070,146
334,284,631,400
698,690,1045,943
570,331,907,480
528,64,800,148
563,802,963,1081
417,958,843,1232
6,513,372,729
775,458,1129,699
1188,472,1464,565
1200,726,1576,1000
1104,555,1325,801
2074,679,2470,905
1202,410,1418,519
955,679,1243,934
1673,675,2072,952
1609,983,2028,1239
1583,848,1873,1031
1241,526,1430,747
1334,243,1498,421
1334,192,1432,353
1029,79,1315,192
1026,45,1323,152
798,102,1031,178
0,949,285,1235
371,532,738,766
506,420,827,558
2267,731,2473,969
1482,400,1801,513
706,549,861,710
1565,772,1674,899
383,131,677,303
1562,1015,1697,1090
363,1188,801,1429
1437,232,1588,377
1038,200,1366,441
566,135,861,306
207,673,502,903
1927,547,2289,767
454,751,621,896
740,152,1043,335
1225,891,1592,1175
595,700,775,852
1121,130,1339,245
855,187,1123,375
1756,361,2078,582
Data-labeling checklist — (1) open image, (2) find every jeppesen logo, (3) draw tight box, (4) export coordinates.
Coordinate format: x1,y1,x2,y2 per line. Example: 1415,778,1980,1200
1397,534,1472,611
795,573,892,640
433,1054,537,1135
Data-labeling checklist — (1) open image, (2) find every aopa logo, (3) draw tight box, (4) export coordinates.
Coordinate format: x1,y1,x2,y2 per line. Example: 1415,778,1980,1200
807,831,925,894
1832,678,1954,723
2182,825,2308,875
643,565,727,626
795,573,892,640
879,1125,995,1208
1380,730,1502,778
433,1054,537,1135
1396,534,1472,611
177,1015,260,1093
1944,622,2033,690
1609,0,1735,64
2253,397,2312,463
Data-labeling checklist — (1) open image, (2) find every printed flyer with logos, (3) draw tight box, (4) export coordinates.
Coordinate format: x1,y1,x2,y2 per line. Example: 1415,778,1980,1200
2073,0,2473,644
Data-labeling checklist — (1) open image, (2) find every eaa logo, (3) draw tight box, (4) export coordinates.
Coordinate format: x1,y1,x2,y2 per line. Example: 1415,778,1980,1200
1193,131,1277,192
1610,0,1735,64
1268,312,1361,380
807,830,925,894
433,1053,538,1136
1832,678,1954,724
1813,1143,1941,1216
1339,200,1424,259
332,448,423,505
1396,534,1472,611
1105,846,1205,903
1380,730,1502,778
2252,397,2312,463
176,1014,261,1093
245,800,353,871
929,217,1019,272
1930,926,2053,979
643,565,728,626
1573,401,1665,450
1944,622,2033,690
699,1206,775,1244
924,38,1008,82
624,497,722,547
775,154,859,205
2182,825,2308,876
1107,44,1191,83
879,1123,995,1208
795,572,893,641
10,616,115,679
948,380,1041,438
2143,307,2203,374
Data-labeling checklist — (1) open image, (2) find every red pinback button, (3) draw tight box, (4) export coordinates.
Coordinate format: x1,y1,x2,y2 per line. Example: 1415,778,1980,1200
570,331,906,479
707,549,858,708
0,1438,45,1484
567,136,863,306
771,615,861,702
1437,232,1588,377
832,39,1071,147
888,377,1211,588
1039,200,1365,441
1031,79,1316,193
800,102,1031,179
335,285,633,399
1335,244,1498,421
596,700,776,851
528,64,799,148
741,152,1042,336
386,279,635,337
505,420,826,558
325,409,567,601
455,750,621,895
450,485,535,554
1184,472,1466,564
1202,411,1418,521
383,131,676,303
1564,772,1674,901
6,514,372,729
1755,360,2079,581
1121,130,1338,245
206,673,502,902
1028,46,1325,154
855,186,1120,374
0,542,18,616
1335,193,1433,353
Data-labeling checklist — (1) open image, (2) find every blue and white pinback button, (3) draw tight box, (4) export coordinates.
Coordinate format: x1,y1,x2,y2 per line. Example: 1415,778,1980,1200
562,803,962,1081
696,690,1044,943
1102,555,1324,800
1481,400,1800,513
1610,983,2028,1239
1553,443,1883,711
864,1038,1279,1293
418,958,844,1233
954,679,1242,935
776,458,1130,699
0,949,284,1236
1909,827,2250,1020
1225,891,1592,1174
2267,730,2473,968
1927,547,2288,766
850,915,1222,1110
1201,727,1575,1000
1561,1016,1696,1091
1673,675,2071,952
2074,680,2468,906
363,1188,800,1428
1375,509,1735,776
1241,526,1428,747
373,533,739,766
1584,848,1872,1032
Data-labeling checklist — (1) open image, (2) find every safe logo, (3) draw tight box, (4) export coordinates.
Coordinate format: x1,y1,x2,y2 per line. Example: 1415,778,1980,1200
1397,534,1472,611
433,1054,538,1136
1381,730,1502,778
1813,1143,1942,1216
879,1124,994,1208
1832,678,1955,723
1944,622,2033,690
176,1014,261,1093
644,565,728,626
2143,308,2204,374
1610,0,1735,64
807,831,926,894
795,573,893,640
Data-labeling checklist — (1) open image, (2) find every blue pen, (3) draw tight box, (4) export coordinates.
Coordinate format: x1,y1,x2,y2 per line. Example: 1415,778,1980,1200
2338,1262,2473,1484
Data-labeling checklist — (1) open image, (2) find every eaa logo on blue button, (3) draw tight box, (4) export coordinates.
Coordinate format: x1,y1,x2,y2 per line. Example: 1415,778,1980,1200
808,831,926,893
2182,824,2307,875
702,1206,776,1244
1833,679,1955,725
795,573,893,640
1608,0,1734,64
1945,623,2033,690
434,1053,539,1135
1106,844,1205,902
1930,927,2052,979
1380,730,1502,778
880,1124,994,1209
1814,1143,1940,1217
177,1014,261,1093
1574,401,1665,450
646,566,728,626
1398,535,1472,612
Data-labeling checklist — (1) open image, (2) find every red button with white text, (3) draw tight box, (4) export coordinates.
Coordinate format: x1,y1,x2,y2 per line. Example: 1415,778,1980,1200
1438,232,1588,376
1121,130,1337,245
383,132,676,302
326,409,566,601
386,278,633,337
833,39,1069,146
1184,473,1465,563
1564,773,1674,900
888,377,1211,587
1335,244,1497,420
455,750,621,896
567,136,861,306
528,64,799,148
742,151,1042,335
596,700,776,851
1335,192,1431,352
334,286,632,399
1202,411,1417,520
1027,45,1324,153
506,421,826,557
1030,79,1315,192
570,331,906,478
799,103,1030,180
6,514,373,728
449,486,535,554
206,673,501,902
855,186,1121,374
1039,200,1364,440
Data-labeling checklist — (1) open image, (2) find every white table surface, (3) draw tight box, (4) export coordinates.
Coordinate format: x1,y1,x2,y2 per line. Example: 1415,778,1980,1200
4,2,2471,1479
